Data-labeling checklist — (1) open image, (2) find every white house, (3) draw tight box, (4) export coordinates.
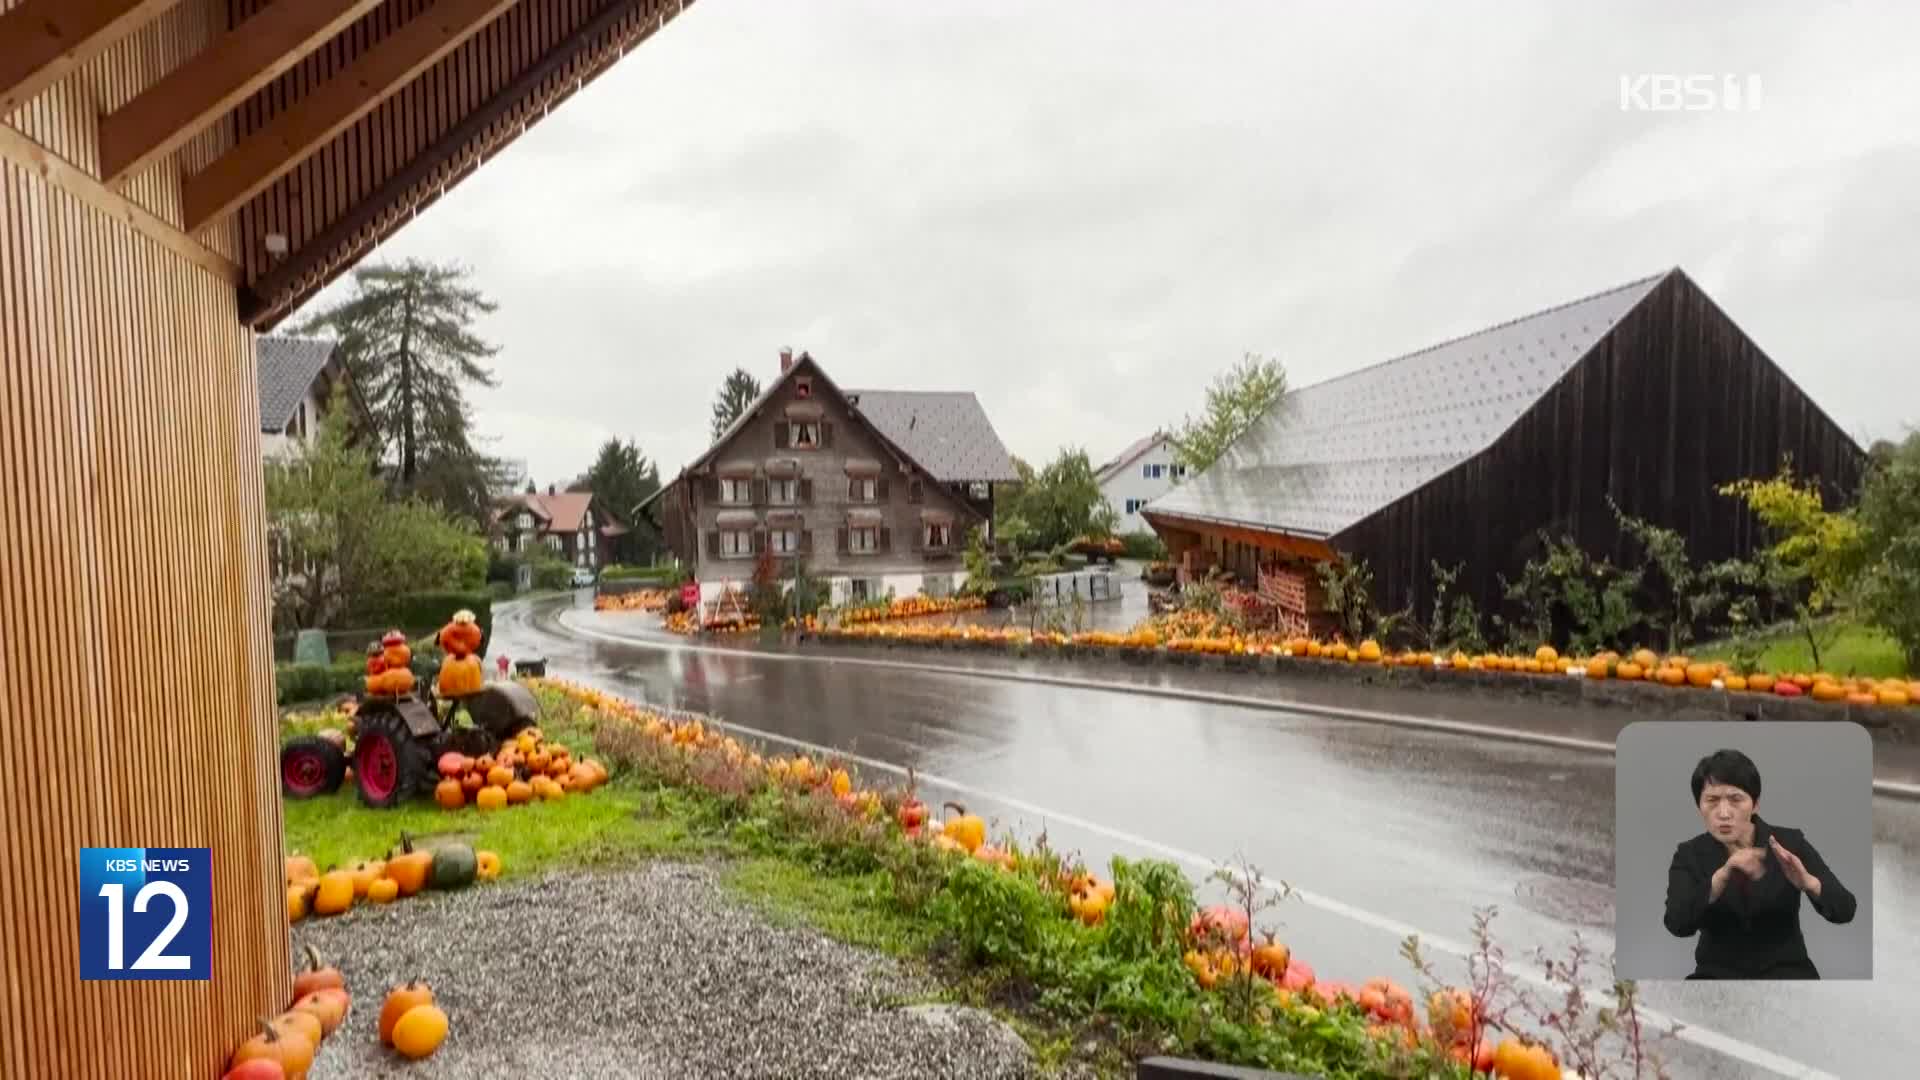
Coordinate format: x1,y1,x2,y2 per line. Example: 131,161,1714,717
1095,432,1187,533
257,334,368,461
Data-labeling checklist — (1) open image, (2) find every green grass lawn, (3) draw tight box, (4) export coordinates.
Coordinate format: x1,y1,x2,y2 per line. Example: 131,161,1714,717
1693,619,1909,680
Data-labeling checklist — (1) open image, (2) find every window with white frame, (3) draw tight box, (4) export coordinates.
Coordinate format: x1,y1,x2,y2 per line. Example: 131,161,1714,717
924,522,951,549
518,512,534,530
850,525,879,553
850,578,873,602
720,530,753,557
923,573,952,598
849,476,877,502
1124,498,1145,515
1143,463,1167,480
1171,464,1188,480
720,477,752,504
770,477,798,504
546,535,562,553
771,527,802,555
788,421,820,448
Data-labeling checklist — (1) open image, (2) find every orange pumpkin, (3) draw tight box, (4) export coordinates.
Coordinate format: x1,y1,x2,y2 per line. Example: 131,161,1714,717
385,833,433,896
292,987,350,1036
291,944,343,999
475,785,508,811
271,1008,323,1050
229,1017,315,1079
486,765,514,788
378,982,435,1045
1685,663,1717,688
434,778,465,809
1614,661,1644,681
1810,681,1846,702
311,868,354,917
366,876,400,903
392,1004,449,1060
1747,672,1777,692
505,779,533,804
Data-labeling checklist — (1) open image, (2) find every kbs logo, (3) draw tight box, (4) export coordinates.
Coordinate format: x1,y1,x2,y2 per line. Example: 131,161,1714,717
79,847,212,980
1619,74,1763,112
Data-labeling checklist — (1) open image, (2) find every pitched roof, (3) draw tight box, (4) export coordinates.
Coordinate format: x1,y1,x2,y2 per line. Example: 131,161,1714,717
1146,271,1670,538
499,491,594,533
256,335,337,432
1097,431,1171,483
846,390,1020,484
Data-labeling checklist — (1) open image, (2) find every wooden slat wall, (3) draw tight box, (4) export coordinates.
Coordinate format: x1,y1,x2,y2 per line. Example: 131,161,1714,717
1,0,241,263
233,0,687,327
0,101,283,1080
1339,272,1868,629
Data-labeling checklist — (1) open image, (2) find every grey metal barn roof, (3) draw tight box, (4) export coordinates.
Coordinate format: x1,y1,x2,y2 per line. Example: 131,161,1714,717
1146,271,1670,538
255,334,337,432
848,390,1020,484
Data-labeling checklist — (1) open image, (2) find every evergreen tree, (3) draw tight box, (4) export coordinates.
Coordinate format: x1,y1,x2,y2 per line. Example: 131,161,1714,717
711,367,763,442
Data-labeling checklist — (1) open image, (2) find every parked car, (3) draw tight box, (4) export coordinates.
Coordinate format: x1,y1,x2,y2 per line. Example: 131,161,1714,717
571,566,597,588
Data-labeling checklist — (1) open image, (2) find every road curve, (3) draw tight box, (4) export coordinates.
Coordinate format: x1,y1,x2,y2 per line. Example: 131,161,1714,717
497,595,1916,1080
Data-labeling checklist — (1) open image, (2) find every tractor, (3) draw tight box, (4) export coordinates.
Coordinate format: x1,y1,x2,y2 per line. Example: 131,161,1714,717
280,680,541,808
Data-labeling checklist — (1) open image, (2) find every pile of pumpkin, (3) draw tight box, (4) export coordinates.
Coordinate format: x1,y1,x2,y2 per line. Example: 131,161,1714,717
221,949,449,1077
838,593,986,625
664,609,762,635
593,588,672,612
821,618,1918,710
432,727,609,811
285,833,499,923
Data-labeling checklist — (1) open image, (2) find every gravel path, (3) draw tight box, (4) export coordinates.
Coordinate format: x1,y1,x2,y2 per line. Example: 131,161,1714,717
293,863,1038,1079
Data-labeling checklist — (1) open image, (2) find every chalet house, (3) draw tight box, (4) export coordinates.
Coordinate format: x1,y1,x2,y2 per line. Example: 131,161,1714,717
256,334,370,459
1143,268,1866,635
1097,431,1186,533
645,350,1019,606
492,487,627,571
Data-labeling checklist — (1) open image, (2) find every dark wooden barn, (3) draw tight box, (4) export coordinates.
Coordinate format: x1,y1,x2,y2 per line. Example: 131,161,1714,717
1142,268,1867,633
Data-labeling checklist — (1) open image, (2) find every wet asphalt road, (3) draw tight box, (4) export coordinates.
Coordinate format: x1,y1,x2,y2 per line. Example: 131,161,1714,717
497,595,1916,1080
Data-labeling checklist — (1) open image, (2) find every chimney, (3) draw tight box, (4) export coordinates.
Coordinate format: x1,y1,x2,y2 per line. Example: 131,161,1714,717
779,346,794,374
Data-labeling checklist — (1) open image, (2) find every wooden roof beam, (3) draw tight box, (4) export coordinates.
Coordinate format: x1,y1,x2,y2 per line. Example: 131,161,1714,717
180,0,521,233
0,0,183,116
98,0,386,186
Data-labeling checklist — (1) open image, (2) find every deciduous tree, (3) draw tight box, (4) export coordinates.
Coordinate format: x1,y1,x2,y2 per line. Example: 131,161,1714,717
1169,353,1288,473
1856,433,1920,670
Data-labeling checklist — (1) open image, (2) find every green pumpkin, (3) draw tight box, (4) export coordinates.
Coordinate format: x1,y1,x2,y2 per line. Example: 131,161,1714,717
429,843,477,889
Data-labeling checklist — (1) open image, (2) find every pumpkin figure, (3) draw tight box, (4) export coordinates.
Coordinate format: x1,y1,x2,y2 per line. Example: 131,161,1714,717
380,629,412,671
436,653,484,697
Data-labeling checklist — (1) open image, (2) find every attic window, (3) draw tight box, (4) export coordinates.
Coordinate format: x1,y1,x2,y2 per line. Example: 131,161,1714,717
795,377,812,398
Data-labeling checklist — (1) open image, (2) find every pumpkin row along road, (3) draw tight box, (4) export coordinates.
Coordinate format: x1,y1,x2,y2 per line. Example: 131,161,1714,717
494,595,1920,1080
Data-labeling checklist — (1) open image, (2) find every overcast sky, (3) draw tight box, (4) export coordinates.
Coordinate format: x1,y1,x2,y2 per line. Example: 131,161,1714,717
299,0,1920,489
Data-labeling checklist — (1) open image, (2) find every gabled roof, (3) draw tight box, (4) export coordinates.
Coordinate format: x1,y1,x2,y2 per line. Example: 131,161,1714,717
1146,271,1670,538
256,335,337,433
661,353,992,521
1097,431,1172,483
498,491,594,533
846,390,1020,484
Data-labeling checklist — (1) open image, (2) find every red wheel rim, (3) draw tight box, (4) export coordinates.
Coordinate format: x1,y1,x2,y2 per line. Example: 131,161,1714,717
358,734,398,800
282,749,329,795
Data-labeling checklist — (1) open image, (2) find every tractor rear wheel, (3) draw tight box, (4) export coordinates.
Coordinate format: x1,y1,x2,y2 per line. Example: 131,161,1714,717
352,709,434,809
281,737,347,798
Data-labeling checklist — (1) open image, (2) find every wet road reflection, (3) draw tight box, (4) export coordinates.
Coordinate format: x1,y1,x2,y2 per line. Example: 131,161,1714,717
504,596,1914,1079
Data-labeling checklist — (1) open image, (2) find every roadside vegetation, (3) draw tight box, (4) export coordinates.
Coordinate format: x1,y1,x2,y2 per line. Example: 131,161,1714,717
286,683,1674,1079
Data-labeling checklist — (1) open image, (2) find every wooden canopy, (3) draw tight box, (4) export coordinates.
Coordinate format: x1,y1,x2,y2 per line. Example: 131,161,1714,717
0,1,696,1075
0,0,696,329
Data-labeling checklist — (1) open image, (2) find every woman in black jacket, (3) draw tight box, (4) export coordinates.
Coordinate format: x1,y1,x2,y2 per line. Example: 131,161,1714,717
1663,748,1858,979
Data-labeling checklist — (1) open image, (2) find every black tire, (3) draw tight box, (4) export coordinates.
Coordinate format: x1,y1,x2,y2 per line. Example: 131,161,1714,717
280,737,347,798
352,708,436,809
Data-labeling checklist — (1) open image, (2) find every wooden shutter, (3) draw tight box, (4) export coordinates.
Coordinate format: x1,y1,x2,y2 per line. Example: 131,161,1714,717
879,526,892,553
876,476,890,501
822,422,835,448
753,478,767,506
908,480,922,503
705,531,720,558
752,529,765,554
910,523,924,552
800,477,813,503
847,477,858,501
705,476,721,502
802,528,814,554
837,527,850,554
774,423,789,450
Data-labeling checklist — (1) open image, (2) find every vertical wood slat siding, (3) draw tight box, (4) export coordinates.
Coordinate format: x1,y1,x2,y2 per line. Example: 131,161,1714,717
0,0,241,263
0,157,283,1076
1337,273,1867,630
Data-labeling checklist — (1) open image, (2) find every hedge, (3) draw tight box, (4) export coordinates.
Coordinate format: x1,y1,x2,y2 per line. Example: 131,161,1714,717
343,590,493,656
601,563,685,584
276,659,363,706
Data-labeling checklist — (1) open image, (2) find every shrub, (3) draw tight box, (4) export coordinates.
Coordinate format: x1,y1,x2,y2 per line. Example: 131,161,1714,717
1120,532,1169,561
275,658,363,706
1857,433,1920,671
345,590,494,655
601,563,687,584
